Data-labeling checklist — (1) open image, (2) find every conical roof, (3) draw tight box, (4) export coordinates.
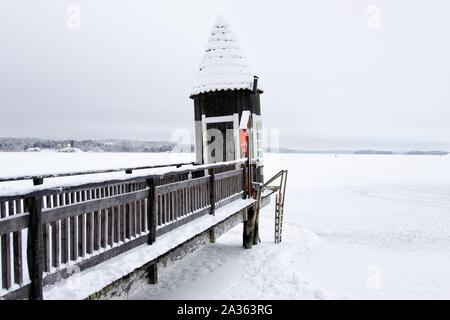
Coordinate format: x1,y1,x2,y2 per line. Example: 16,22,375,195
190,15,261,97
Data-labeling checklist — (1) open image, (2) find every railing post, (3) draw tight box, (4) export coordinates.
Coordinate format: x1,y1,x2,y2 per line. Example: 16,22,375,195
209,228,216,243
32,178,44,186
209,168,215,215
146,178,157,245
253,184,262,245
248,160,253,198
243,206,256,249
25,194,44,300
242,161,247,199
148,263,158,284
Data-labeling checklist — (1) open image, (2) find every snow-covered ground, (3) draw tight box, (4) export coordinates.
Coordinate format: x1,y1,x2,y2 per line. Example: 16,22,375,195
131,153,450,300
0,152,195,196
1,152,449,299
0,152,194,179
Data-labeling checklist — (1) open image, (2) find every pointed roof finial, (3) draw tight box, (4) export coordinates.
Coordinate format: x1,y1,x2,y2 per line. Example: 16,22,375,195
190,15,262,97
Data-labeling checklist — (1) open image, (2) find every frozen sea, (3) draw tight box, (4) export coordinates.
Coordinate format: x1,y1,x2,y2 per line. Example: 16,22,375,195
1,152,449,299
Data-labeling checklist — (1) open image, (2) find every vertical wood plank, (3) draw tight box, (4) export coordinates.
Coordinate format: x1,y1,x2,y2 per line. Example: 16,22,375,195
100,188,107,248
205,183,208,207
132,200,137,237
1,201,11,289
136,199,141,235
119,204,124,242
192,186,194,212
42,197,51,272
147,179,156,244
244,161,248,199
166,193,170,223
51,194,60,269
61,193,69,264
69,192,78,261
174,191,178,221
181,188,185,217
86,190,94,254
118,185,124,242
125,185,130,240
209,169,215,215
148,263,157,284
109,186,115,246
108,204,114,247
141,197,147,232
43,222,51,272
200,184,203,208
177,190,181,219
77,192,84,258
170,192,174,223
185,188,189,215
243,206,256,250
156,195,161,226
202,183,209,208
101,208,108,248
13,199,23,285
79,211,86,258
176,190,180,220
131,184,136,237
197,185,200,210
163,193,168,224
26,195,44,300
114,186,120,244
225,178,228,198
190,186,194,213
94,188,101,250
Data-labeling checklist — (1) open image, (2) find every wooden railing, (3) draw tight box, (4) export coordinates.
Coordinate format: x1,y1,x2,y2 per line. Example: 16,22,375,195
0,160,248,300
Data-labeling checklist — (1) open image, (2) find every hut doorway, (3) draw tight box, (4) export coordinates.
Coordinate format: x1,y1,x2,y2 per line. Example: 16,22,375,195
201,114,240,163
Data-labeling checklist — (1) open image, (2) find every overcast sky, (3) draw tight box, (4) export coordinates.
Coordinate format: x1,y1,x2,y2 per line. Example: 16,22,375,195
1,0,449,151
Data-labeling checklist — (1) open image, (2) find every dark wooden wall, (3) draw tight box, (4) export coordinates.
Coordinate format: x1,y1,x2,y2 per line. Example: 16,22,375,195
192,89,262,163
192,89,261,121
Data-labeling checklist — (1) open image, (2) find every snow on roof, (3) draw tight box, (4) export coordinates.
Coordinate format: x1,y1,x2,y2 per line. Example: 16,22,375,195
190,15,261,97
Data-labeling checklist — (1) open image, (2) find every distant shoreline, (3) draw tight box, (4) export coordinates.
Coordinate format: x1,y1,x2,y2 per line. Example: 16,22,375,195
0,137,447,156
266,148,448,156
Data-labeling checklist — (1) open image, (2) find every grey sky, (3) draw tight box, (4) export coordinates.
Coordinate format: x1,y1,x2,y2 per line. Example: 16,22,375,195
1,0,449,151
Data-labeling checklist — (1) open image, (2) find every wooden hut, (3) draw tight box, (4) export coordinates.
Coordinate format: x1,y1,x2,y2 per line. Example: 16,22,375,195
190,15,264,182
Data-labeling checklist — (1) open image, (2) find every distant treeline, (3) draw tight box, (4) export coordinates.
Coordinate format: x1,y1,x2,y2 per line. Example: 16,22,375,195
354,149,448,155
266,147,448,156
0,138,447,155
0,137,193,153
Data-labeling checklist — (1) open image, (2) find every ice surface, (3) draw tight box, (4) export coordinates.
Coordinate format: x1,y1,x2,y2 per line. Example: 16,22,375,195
132,153,450,300
2,152,449,299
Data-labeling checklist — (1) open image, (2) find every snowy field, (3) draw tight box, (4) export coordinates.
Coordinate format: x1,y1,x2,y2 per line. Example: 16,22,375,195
0,152,195,179
0,152,195,196
1,152,449,299
132,153,450,300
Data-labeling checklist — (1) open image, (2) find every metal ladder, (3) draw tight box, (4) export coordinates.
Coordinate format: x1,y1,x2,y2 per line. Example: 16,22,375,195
255,170,288,243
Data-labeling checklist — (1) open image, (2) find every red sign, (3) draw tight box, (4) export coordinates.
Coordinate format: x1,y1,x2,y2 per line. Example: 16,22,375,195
240,129,248,156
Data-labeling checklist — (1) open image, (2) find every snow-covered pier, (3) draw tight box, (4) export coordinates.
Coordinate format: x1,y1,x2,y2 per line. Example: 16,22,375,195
0,14,275,300
0,159,273,300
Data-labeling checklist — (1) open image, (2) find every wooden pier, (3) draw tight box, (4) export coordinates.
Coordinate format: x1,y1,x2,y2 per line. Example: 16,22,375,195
0,160,272,300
